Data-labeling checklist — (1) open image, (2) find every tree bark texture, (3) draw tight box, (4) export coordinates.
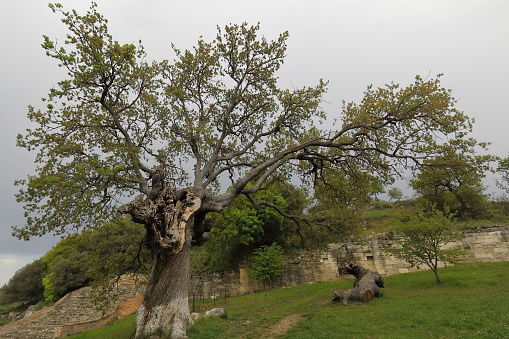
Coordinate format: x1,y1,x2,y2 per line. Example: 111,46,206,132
332,263,385,305
119,176,202,339
135,229,193,339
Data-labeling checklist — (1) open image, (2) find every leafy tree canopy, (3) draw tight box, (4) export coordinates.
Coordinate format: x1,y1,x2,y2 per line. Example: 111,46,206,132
14,3,479,242
309,168,382,242
41,218,149,301
0,259,46,305
249,243,285,284
496,156,509,194
199,185,290,271
385,204,466,284
410,140,495,219
387,187,404,202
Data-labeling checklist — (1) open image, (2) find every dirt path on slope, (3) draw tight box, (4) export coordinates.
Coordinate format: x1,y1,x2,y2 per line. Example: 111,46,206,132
265,313,305,338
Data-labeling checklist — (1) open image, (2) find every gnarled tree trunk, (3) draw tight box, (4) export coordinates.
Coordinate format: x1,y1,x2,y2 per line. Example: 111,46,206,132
135,229,193,338
332,263,385,305
119,174,203,339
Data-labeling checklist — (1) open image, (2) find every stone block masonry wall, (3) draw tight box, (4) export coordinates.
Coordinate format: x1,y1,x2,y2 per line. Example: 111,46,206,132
333,224,509,276
187,224,509,295
0,281,144,339
189,271,240,297
282,248,341,286
461,225,509,262
188,248,342,297
53,295,144,338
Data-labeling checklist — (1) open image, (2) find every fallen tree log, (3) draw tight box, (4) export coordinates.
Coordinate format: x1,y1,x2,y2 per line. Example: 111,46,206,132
332,263,385,305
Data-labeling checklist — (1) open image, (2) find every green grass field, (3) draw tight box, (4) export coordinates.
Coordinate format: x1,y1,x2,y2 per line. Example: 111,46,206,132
68,262,509,339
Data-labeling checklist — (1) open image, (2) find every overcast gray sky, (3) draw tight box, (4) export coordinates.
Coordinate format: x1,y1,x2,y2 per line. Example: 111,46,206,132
1,0,508,285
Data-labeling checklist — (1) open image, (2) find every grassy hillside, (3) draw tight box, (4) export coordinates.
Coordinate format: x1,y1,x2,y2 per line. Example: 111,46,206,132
360,201,509,236
68,261,509,339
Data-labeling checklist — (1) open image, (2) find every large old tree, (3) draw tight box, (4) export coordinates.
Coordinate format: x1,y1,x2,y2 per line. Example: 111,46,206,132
15,3,483,338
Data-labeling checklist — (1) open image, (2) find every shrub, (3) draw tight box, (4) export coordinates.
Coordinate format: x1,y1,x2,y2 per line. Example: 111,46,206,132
0,259,46,305
249,243,285,287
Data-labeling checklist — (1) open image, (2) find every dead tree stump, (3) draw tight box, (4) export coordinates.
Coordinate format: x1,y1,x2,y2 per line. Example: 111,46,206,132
332,263,385,305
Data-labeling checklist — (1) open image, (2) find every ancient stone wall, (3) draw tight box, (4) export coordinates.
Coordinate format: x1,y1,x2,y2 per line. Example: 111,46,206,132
187,224,509,295
0,281,144,339
187,248,342,297
338,225,509,276
53,295,144,338
189,271,240,297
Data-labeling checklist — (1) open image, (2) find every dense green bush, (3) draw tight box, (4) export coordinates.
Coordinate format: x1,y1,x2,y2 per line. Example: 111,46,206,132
198,187,290,272
249,243,285,286
0,259,46,305
42,218,150,301
42,251,89,302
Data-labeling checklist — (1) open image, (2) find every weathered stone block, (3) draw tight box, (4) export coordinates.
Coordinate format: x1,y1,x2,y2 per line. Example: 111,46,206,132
205,308,224,317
